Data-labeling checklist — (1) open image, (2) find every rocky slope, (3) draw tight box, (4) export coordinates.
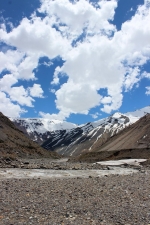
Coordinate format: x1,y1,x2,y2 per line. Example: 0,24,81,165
0,112,60,161
74,113,150,162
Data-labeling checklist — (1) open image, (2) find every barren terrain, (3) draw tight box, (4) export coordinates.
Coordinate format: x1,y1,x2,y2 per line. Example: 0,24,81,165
0,166,150,225
1,113,150,225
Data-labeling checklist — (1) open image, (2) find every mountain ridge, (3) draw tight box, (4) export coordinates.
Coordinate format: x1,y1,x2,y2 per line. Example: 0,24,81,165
10,106,150,157
73,113,150,162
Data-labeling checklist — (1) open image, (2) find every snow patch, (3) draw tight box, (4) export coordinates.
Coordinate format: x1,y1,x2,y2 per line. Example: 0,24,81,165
95,159,147,166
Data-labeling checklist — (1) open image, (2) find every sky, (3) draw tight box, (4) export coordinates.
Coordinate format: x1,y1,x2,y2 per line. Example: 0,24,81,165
0,0,150,124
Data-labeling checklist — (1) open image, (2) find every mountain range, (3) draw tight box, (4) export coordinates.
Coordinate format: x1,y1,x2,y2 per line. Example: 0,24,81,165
10,118,77,145
10,106,150,157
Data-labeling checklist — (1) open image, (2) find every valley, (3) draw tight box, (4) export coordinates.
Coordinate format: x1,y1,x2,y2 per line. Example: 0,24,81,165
1,107,150,225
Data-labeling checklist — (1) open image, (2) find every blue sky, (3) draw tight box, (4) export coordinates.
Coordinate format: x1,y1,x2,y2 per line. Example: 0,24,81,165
0,0,150,124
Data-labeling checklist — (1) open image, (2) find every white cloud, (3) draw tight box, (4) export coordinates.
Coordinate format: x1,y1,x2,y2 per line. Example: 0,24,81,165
29,84,44,98
0,0,150,119
0,74,18,92
101,88,123,114
142,71,150,79
42,61,53,67
39,111,69,121
0,17,70,58
90,112,101,119
124,67,141,91
0,91,26,117
146,86,150,95
101,96,112,104
50,89,56,94
0,74,44,114
16,53,39,80
0,74,34,107
55,81,101,115
51,66,62,85
39,0,117,39
9,86,34,107
0,50,24,75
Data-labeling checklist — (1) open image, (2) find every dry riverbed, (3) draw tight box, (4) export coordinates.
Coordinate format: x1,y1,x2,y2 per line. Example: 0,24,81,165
0,158,150,225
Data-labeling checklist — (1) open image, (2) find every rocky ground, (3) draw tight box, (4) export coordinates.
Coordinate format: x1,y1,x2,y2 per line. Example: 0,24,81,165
0,157,105,170
0,158,150,225
1,157,149,170
0,169,150,225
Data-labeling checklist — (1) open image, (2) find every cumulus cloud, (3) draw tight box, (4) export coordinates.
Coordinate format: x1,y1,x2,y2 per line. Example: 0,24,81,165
0,74,18,91
29,84,44,98
39,0,117,39
55,81,101,114
8,86,34,107
0,91,26,117
0,0,150,119
0,74,44,116
0,50,24,75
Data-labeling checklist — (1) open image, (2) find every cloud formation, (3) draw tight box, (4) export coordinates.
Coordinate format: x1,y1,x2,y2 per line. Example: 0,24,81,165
146,87,150,95
0,0,150,119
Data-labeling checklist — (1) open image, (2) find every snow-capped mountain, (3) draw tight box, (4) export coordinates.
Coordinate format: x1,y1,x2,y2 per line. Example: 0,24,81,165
41,112,138,156
10,118,77,144
10,106,150,156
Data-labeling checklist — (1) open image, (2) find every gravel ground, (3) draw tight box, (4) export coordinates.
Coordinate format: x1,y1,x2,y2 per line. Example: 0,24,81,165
0,170,150,225
0,157,108,170
0,157,145,170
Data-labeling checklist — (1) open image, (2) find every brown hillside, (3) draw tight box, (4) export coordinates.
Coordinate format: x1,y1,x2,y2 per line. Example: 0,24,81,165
0,112,60,160
93,113,150,152
74,114,150,162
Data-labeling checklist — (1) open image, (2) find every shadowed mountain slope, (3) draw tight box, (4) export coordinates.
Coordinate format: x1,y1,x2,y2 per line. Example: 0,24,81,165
0,112,60,160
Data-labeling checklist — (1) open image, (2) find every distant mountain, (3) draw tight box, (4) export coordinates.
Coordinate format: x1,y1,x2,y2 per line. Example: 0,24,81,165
10,106,150,157
41,112,138,156
10,118,77,144
0,112,60,160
